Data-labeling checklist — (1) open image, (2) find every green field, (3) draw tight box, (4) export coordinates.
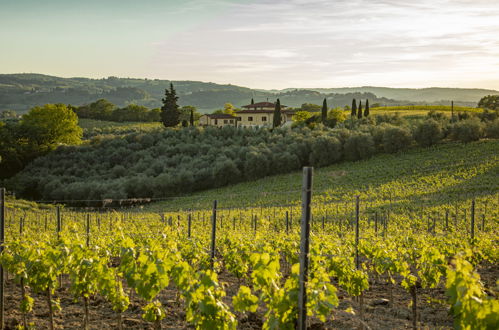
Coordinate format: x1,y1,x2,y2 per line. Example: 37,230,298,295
78,118,162,130
143,139,499,212
370,105,483,113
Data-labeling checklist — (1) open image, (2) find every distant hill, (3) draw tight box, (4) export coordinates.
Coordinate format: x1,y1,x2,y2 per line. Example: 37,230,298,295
0,73,495,113
285,86,498,103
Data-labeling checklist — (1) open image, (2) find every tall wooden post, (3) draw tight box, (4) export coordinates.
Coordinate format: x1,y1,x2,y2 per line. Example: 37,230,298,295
298,167,313,330
210,201,217,269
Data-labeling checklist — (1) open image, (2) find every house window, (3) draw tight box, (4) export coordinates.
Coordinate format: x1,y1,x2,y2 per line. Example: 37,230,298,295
215,119,218,125
262,116,267,122
237,117,241,121
224,120,228,124
229,119,233,123
248,116,253,121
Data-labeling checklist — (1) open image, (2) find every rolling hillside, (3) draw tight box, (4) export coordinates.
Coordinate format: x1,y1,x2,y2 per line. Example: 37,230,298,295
1,73,494,113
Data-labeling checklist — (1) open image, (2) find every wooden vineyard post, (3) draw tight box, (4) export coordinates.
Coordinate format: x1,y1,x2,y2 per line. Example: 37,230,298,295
374,211,378,234
0,188,5,329
253,215,257,234
286,211,289,234
210,201,217,270
19,216,24,236
482,202,487,231
298,167,313,330
471,200,475,243
56,206,61,237
445,209,449,231
86,214,90,247
188,213,192,238
355,196,360,270
232,217,236,231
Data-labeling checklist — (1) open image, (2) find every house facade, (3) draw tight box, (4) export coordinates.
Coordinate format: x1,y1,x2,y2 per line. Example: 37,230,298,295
199,114,236,127
236,102,294,128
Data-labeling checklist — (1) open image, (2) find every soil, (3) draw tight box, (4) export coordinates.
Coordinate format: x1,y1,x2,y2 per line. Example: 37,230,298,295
2,262,497,329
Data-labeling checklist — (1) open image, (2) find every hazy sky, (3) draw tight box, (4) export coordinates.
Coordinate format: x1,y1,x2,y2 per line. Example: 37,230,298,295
1,0,499,89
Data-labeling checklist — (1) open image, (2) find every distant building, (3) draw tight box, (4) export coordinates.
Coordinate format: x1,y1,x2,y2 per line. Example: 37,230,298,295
199,114,236,127
236,101,295,128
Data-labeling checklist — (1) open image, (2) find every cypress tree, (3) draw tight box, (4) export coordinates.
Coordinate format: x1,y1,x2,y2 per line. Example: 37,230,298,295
321,98,328,124
273,99,282,128
189,109,194,126
351,99,357,117
357,101,363,119
251,98,254,105
160,83,180,127
364,99,370,117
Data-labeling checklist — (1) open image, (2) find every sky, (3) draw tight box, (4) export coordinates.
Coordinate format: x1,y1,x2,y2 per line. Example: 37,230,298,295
1,0,499,90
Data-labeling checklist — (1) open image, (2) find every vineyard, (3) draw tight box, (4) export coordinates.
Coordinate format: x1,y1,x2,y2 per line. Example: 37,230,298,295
0,141,498,329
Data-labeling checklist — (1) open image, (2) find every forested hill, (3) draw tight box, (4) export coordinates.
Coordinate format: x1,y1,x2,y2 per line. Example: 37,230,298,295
1,73,495,113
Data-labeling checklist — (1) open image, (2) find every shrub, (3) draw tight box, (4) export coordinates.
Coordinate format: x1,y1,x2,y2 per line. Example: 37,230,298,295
309,136,342,167
427,110,447,121
344,133,375,161
382,125,413,153
451,118,484,143
485,119,499,138
375,113,407,126
413,119,443,147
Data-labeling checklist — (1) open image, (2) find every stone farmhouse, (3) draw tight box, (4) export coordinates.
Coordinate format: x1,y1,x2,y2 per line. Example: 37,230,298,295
199,101,295,128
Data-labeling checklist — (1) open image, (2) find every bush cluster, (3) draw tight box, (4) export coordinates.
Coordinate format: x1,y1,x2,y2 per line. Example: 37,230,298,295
8,110,499,203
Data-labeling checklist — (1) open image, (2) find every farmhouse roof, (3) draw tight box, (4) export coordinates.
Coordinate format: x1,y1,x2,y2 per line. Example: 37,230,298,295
241,101,288,109
203,114,236,119
236,109,296,114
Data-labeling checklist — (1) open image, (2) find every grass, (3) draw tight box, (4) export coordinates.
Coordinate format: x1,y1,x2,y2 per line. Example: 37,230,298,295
78,118,162,130
370,105,483,113
142,139,499,212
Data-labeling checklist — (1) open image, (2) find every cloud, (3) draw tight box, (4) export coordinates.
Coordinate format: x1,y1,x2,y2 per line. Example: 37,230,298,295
148,0,499,89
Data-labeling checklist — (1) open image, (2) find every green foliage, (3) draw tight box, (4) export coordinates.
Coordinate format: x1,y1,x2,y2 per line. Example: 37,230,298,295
21,104,82,148
357,101,363,119
413,119,443,147
75,99,161,123
451,118,484,143
309,136,342,167
344,132,375,161
485,119,499,138
291,111,313,125
321,98,328,123
351,99,357,117
364,99,370,117
325,108,347,128
477,94,499,110
0,104,82,178
273,99,282,128
300,103,321,112
446,254,499,329
381,125,413,153
160,83,180,127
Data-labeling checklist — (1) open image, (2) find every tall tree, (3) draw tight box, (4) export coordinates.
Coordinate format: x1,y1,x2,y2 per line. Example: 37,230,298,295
321,98,328,124
364,99,370,117
351,99,357,117
160,83,180,127
273,99,282,128
357,101,363,119
190,109,194,126
251,98,254,105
